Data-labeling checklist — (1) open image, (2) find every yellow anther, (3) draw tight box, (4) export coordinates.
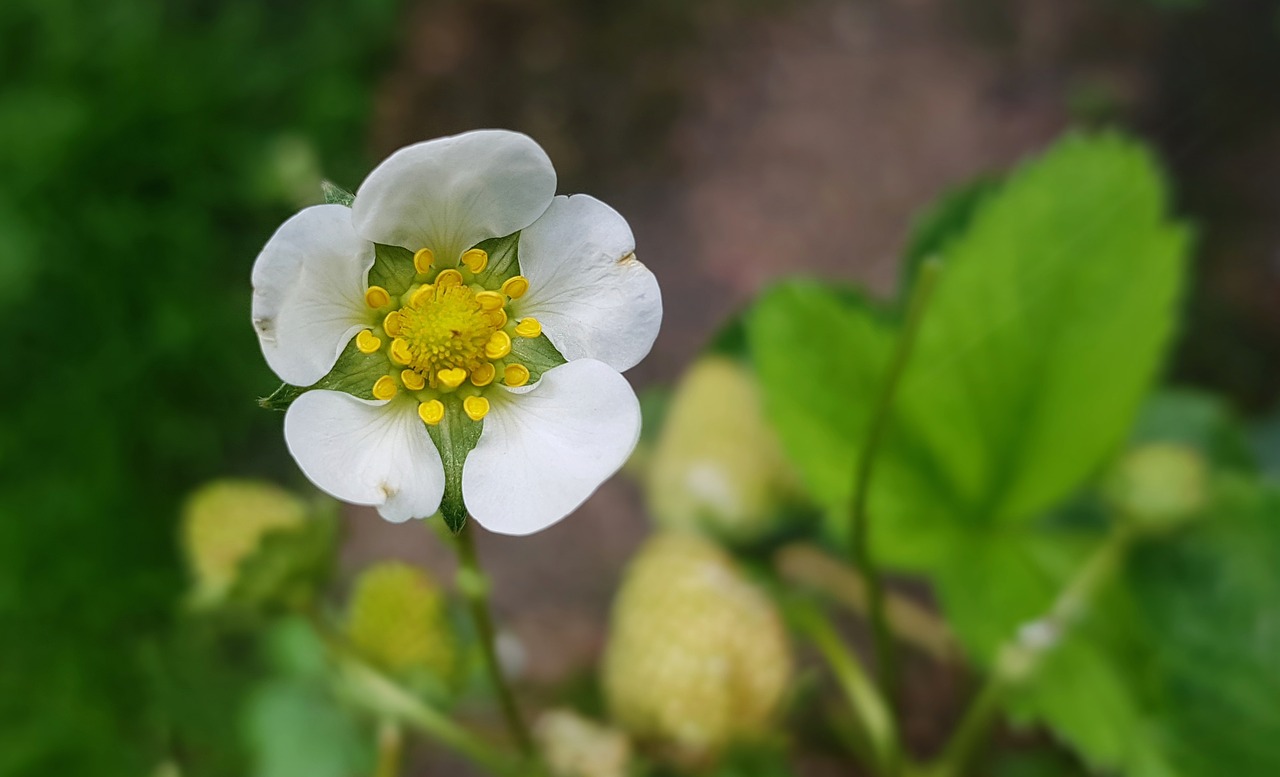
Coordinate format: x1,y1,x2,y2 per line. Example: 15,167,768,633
418,399,445,426
437,367,467,389
355,329,382,354
484,330,512,360
410,284,435,307
372,375,398,401
390,338,413,366
501,275,530,299
463,395,490,422
413,247,435,274
435,269,463,289
476,291,506,311
470,362,496,387
364,285,391,308
490,308,508,328
461,248,489,274
383,310,403,337
503,363,530,387
514,317,542,339
400,369,426,391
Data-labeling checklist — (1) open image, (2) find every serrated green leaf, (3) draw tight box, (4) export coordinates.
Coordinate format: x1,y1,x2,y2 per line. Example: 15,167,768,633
258,338,390,412
426,394,483,533
746,280,895,538
368,242,416,296
472,232,521,287
321,180,355,206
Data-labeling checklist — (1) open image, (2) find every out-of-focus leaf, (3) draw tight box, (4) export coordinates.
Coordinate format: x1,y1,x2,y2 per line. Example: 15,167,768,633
243,679,371,777
874,132,1189,563
1131,389,1254,471
898,176,1000,305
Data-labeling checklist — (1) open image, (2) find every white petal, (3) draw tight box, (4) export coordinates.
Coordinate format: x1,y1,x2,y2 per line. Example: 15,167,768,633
251,204,374,386
284,390,445,523
515,195,662,373
462,359,641,535
351,130,556,263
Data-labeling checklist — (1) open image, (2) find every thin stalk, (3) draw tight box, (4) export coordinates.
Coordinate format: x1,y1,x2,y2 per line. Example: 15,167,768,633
793,602,900,774
929,526,1136,777
849,258,942,701
373,719,404,777
454,521,534,755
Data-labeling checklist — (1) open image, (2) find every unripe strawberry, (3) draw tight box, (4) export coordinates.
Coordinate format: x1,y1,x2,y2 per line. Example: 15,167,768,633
602,533,792,764
1105,442,1208,530
647,357,801,543
345,562,457,688
535,709,632,777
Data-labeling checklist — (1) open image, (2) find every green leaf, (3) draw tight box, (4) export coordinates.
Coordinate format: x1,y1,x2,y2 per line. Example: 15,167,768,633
898,176,1000,305
321,180,355,206
877,132,1189,556
426,394,483,533
745,280,895,543
244,678,372,777
259,339,391,412
1131,388,1255,472
367,242,416,296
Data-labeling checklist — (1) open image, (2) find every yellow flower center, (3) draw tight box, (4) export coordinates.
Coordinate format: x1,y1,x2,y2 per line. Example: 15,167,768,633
355,247,541,426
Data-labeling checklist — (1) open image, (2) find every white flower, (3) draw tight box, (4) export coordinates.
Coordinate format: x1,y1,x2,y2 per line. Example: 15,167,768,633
252,130,661,535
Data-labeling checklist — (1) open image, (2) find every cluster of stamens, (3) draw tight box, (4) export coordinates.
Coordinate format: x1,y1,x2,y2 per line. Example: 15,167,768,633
353,246,543,426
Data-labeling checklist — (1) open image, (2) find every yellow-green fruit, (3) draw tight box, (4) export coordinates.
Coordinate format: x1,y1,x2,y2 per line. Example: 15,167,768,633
182,479,307,606
535,709,632,777
647,357,800,542
345,562,456,681
1105,442,1208,530
602,533,792,763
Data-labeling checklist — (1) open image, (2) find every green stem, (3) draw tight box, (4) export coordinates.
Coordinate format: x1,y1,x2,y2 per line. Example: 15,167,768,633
373,719,404,777
929,526,1135,777
793,602,900,774
454,521,535,756
849,258,942,702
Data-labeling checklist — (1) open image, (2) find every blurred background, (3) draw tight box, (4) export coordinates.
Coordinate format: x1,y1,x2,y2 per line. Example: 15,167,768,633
1,0,1278,775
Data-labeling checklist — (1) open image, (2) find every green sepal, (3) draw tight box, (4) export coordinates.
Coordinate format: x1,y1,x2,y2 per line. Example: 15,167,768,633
472,231,521,287
228,502,339,613
426,394,484,534
368,243,416,296
510,332,567,382
321,180,355,206
259,338,389,412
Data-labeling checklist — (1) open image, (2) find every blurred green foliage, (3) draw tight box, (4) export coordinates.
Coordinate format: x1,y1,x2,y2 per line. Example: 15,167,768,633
0,0,399,773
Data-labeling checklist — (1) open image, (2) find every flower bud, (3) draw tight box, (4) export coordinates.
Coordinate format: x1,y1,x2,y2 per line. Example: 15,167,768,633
181,479,308,608
345,562,457,688
1105,442,1208,530
602,533,792,765
535,709,631,777
646,357,801,543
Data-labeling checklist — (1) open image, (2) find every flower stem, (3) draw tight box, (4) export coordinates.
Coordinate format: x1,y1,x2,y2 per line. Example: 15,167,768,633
849,257,942,703
373,719,404,777
928,526,1136,777
792,601,900,774
453,521,535,756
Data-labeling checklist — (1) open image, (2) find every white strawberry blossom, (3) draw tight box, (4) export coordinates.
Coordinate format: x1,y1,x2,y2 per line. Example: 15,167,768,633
252,130,661,535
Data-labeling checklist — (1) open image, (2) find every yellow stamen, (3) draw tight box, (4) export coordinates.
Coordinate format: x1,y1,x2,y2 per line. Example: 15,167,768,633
437,367,467,389
410,284,435,307
435,269,463,289
372,375,398,401
470,362,496,387
364,286,391,308
501,275,529,299
476,291,506,311
503,363,530,387
463,395,490,422
400,369,426,391
514,317,542,339
461,248,489,274
484,330,512,360
355,329,381,354
390,338,413,366
490,308,508,328
383,310,403,337
418,399,445,426
413,247,435,274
